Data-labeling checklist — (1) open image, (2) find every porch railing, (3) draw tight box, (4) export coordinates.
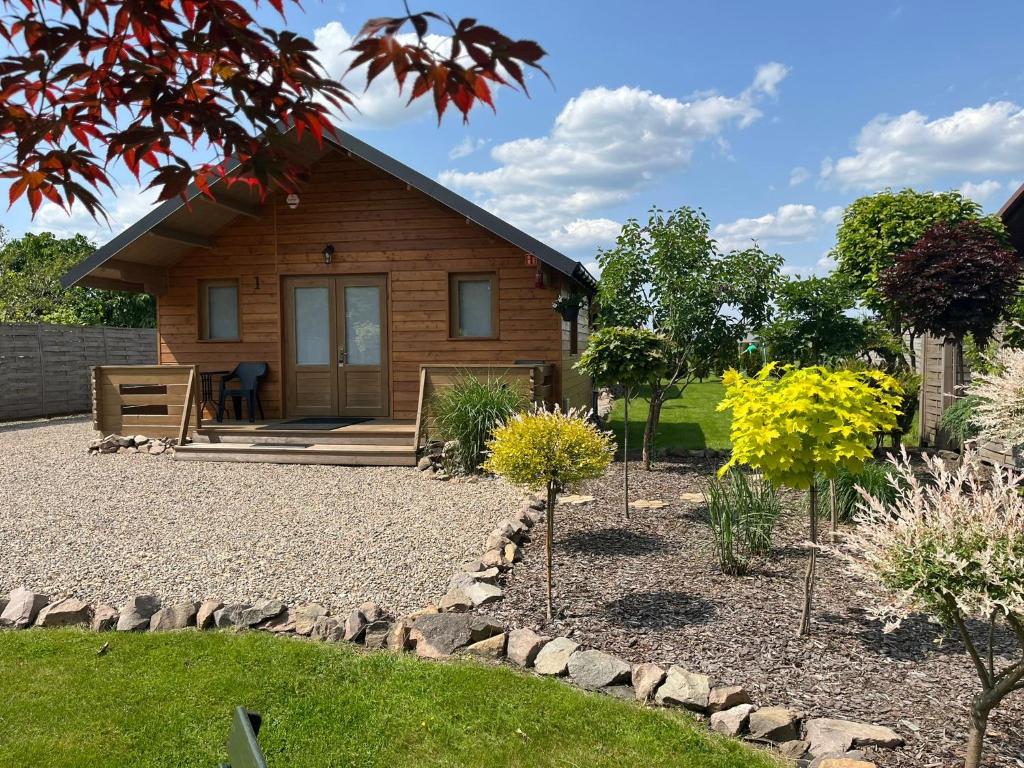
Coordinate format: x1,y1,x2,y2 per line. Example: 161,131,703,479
413,363,554,451
92,364,201,442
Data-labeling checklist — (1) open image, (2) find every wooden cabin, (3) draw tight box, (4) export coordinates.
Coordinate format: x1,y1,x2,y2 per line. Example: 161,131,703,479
64,128,596,465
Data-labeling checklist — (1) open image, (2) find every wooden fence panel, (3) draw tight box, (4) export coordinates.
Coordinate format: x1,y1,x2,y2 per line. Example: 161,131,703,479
92,365,200,439
0,323,156,421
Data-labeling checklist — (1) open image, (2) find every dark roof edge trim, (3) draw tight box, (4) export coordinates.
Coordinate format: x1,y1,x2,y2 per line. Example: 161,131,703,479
62,127,596,292
998,182,1024,220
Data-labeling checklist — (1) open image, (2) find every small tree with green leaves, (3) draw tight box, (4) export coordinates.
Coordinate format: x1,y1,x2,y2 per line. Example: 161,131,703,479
576,327,668,517
484,407,614,619
719,364,902,635
848,451,1024,768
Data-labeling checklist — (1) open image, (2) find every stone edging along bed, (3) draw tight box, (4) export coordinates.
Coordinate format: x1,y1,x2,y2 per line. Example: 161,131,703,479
1,487,900,768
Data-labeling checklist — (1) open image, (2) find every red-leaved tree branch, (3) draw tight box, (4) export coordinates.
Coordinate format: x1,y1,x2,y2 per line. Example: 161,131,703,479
0,1,547,218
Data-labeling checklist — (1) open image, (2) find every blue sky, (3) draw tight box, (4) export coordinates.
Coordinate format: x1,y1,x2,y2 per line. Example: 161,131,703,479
11,0,1024,277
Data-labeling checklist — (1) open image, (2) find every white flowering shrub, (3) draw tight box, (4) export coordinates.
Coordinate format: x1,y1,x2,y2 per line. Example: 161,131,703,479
969,345,1024,449
847,449,1024,768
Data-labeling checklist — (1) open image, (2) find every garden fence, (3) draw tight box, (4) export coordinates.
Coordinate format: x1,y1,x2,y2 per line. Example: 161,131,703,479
0,323,156,421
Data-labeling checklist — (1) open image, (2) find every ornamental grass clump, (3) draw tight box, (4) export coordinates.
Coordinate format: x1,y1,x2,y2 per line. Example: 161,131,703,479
703,469,782,575
719,363,902,635
484,406,614,619
968,345,1024,451
847,450,1024,768
430,375,528,474
815,461,900,528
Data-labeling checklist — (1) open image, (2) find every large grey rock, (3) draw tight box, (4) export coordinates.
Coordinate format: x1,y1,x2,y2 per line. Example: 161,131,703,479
710,703,755,737
310,616,343,642
35,598,92,628
709,685,752,712
260,608,296,633
507,628,549,667
484,531,511,551
654,666,712,712
92,605,119,632
213,603,251,628
632,663,666,702
363,620,391,650
293,604,326,636
778,740,810,759
1,588,49,628
196,600,223,629
387,618,413,651
805,718,904,756
116,595,160,631
468,615,504,643
534,637,579,676
439,588,473,613
462,632,507,660
416,456,432,471
215,600,284,629
409,613,474,659
478,548,508,570
465,581,503,607
344,609,367,642
748,707,801,743
567,649,631,690
601,685,636,700
149,602,198,631
359,601,383,622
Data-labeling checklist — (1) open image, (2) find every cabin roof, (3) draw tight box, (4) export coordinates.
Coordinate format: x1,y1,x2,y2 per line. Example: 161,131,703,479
999,181,1024,254
61,126,597,293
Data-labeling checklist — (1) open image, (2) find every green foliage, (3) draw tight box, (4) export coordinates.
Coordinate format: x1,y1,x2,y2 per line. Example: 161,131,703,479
575,326,669,391
719,364,903,489
430,375,528,474
0,231,155,327
596,206,783,464
704,468,783,574
939,395,981,446
815,462,899,524
483,406,614,492
0,630,781,768
832,188,1006,315
761,273,865,366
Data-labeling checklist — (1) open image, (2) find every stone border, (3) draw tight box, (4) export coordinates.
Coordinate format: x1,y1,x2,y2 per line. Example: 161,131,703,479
88,433,176,456
1,493,901,768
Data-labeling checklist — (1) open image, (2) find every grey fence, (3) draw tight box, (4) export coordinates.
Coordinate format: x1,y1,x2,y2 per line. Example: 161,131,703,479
0,323,157,421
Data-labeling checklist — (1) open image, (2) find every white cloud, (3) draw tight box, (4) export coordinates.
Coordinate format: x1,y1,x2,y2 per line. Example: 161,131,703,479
959,179,1003,204
713,203,819,251
314,21,440,129
817,253,838,272
822,205,845,225
33,182,160,241
822,101,1024,189
546,218,622,251
789,166,811,186
438,63,789,247
449,136,490,160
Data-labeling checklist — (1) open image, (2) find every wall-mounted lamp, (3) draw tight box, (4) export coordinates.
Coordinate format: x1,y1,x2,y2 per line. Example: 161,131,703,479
323,244,335,264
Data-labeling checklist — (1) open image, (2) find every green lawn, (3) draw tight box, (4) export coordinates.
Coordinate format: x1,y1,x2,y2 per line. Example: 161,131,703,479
609,378,732,453
0,630,779,768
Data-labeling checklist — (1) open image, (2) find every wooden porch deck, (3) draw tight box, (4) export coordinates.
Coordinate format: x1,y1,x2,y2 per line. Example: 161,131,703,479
174,418,418,466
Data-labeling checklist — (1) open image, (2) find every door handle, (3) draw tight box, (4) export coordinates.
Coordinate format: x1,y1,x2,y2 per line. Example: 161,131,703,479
338,347,346,366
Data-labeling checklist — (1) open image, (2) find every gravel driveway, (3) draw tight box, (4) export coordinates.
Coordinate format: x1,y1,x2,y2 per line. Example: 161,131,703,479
0,417,520,614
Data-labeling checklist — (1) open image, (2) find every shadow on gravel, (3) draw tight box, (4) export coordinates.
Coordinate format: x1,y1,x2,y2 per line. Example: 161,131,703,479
561,527,665,557
846,609,1020,662
604,590,717,629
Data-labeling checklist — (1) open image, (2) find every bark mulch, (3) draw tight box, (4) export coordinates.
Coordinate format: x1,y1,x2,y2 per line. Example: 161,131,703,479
486,458,1024,768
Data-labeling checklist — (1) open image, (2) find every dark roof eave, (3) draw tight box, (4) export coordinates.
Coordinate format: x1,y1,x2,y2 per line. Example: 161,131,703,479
61,127,596,293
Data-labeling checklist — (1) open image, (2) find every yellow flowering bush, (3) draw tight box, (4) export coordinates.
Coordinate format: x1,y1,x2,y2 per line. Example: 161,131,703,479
719,363,903,489
483,405,615,494
718,363,903,634
484,406,614,619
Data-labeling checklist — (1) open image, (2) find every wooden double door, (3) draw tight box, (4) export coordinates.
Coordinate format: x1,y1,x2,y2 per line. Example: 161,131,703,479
283,275,389,418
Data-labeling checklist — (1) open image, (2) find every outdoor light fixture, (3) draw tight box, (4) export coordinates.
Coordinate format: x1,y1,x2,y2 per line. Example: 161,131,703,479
323,244,335,264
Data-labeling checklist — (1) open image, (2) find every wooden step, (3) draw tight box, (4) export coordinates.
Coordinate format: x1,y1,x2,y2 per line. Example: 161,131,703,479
195,422,416,447
173,441,417,466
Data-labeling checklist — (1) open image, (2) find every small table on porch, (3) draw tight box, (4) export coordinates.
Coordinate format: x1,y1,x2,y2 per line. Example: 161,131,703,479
199,370,231,419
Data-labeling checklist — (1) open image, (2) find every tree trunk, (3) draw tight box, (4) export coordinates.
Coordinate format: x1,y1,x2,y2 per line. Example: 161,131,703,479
799,483,818,636
642,390,662,470
964,702,990,768
545,479,556,621
623,388,630,520
829,479,838,541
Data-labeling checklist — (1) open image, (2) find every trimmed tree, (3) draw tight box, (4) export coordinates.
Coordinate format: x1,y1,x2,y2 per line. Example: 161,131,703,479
879,220,1023,387
719,364,902,635
576,326,669,517
848,451,1024,768
597,206,782,469
484,407,614,620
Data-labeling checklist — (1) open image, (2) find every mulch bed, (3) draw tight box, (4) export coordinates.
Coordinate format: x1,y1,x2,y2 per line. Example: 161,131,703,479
486,458,1024,768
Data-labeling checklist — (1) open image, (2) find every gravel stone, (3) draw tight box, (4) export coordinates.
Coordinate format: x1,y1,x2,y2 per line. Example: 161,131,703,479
35,598,91,628
567,649,631,690
507,628,549,667
1,587,49,628
533,637,579,676
710,703,755,737
91,605,118,631
196,600,223,629
116,594,160,631
0,418,521,615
